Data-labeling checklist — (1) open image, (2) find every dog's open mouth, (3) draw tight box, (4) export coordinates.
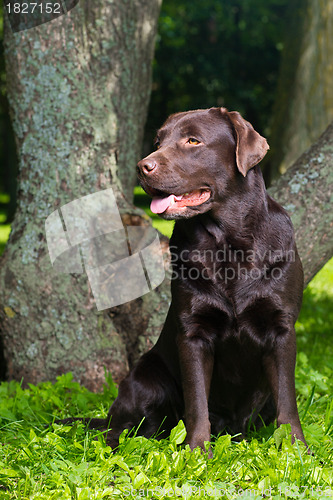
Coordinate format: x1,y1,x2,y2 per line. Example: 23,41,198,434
150,189,211,214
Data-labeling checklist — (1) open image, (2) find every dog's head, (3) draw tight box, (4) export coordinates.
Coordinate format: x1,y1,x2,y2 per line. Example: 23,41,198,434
137,107,269,220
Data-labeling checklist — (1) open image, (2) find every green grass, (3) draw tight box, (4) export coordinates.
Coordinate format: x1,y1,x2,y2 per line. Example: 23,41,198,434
0,262,332,498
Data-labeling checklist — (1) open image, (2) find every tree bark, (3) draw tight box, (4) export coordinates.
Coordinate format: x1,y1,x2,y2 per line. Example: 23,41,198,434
0,0,164,388
268,121,333,286
265,0,333,181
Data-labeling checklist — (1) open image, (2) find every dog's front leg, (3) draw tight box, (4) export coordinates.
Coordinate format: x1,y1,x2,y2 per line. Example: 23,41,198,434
263,329,307,447
177,335,214,453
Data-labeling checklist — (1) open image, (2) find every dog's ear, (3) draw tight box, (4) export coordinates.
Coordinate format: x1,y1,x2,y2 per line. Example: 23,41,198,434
221,108,269,177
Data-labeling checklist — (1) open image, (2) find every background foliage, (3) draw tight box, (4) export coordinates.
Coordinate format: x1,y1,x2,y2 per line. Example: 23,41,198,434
144,0,289,152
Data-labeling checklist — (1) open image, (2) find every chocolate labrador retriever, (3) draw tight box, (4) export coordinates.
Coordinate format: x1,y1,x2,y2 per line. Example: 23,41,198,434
64,107,307,452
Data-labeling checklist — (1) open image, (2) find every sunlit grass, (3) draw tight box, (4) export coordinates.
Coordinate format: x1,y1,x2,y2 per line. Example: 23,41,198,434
0,352,332,499
296,258,333,371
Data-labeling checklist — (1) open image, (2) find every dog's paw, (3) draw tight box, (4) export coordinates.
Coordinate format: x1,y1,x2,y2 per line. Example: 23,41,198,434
186,437,213,458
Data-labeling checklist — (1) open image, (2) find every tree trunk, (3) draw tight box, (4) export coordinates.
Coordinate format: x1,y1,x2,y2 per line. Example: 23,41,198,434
264,0,333,182
0,0,164,389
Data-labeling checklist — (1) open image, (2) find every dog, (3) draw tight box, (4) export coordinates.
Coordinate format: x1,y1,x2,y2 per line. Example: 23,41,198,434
63,107,307,452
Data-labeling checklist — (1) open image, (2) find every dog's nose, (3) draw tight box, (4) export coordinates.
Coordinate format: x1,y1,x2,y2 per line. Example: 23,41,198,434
137,158,157,175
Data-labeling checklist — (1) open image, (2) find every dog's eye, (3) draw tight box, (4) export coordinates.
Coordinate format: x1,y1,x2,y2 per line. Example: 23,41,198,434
187,138,200,145
155,140,160,150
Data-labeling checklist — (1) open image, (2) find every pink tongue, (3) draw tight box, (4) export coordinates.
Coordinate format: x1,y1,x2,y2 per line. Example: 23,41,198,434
150,194,182,214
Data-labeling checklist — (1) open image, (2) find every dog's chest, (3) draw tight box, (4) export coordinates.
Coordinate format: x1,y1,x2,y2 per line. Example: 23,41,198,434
171,225,287,341
174,245,284,345
172,241,266,300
